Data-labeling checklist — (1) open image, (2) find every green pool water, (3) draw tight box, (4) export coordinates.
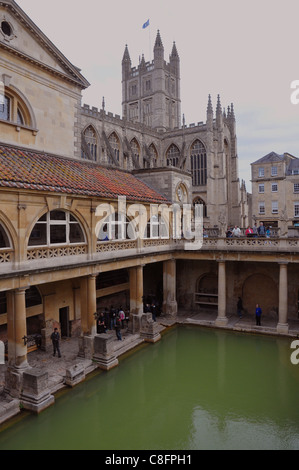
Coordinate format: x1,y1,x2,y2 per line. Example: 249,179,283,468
0,326,299,450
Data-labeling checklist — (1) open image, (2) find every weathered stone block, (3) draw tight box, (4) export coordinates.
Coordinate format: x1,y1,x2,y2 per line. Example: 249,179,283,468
93,334,118,371
64,362,85,387
20,369,54,414
78,335,94,359
140,313,161,343
128,314,141,334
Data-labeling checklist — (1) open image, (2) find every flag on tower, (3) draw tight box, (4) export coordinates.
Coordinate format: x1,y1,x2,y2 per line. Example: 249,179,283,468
142,19,150,29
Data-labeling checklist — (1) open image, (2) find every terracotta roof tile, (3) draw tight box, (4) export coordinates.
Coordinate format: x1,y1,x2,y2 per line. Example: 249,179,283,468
0,145,168,204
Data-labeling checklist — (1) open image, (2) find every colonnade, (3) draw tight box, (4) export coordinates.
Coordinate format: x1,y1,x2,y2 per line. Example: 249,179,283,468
215,260,289,334
3,258,291,393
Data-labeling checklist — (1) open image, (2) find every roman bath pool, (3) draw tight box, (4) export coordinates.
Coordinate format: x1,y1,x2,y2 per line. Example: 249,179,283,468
0,326,298,450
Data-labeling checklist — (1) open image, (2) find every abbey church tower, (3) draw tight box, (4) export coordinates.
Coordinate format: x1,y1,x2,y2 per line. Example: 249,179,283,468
122,31,181,132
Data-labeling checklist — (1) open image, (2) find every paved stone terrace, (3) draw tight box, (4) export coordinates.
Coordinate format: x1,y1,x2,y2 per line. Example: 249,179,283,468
1,311,299,427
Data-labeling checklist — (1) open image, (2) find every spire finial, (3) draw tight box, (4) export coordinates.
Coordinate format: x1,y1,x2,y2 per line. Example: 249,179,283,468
216,94,222,114
207,94,213,114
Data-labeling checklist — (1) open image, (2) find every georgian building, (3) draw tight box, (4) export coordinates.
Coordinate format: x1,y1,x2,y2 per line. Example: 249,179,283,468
0,0,298,416
251,151,299,235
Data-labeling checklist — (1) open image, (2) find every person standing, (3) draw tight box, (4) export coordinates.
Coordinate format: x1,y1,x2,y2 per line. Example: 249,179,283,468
51,328,61,358
232,225,241,237
237,297,243,318
115,315,122,341
255,304,262,326
258,222,266,237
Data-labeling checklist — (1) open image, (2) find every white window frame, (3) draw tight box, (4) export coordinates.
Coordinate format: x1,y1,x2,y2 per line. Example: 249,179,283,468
295,203,299,218
259,202,265,215
271,183,278,192
271,166,278,176
272,201,278,214
294,183,299,193
258,167,264,177
258,184,265,193
29,211,86,248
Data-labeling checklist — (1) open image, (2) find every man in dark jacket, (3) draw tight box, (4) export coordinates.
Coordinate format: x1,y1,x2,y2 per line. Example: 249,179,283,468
51,328,61,358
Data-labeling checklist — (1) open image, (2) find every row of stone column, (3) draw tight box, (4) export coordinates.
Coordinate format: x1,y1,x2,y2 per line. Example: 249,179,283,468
4,259,290,382
215,260,289,334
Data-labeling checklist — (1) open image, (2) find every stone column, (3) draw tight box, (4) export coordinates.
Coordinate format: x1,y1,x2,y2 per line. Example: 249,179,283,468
215,260,228,327
128,265,144,333
78,275,97,359
87,274,97,336
277,262,289,335
135,265,144,316
129,265,144,315
5,288,30,397
7,288,28,370
163,259,178,316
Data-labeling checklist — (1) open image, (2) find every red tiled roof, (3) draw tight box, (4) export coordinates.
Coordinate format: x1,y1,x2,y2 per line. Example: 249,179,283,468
0,145,168,204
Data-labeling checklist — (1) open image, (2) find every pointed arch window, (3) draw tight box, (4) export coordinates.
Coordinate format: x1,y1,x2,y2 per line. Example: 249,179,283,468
108,132,120,163
131,138,140,165
193,196,207,218
166,144,180,167
28,211,85,247
84,126,97,161
148,143,158,168
190,140,207,186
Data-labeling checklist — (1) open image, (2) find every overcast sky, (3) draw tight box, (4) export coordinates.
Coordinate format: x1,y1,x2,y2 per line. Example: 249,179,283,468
17,0,299,191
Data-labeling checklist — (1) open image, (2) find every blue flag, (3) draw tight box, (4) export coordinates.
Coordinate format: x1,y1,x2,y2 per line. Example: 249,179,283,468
142,19,150,29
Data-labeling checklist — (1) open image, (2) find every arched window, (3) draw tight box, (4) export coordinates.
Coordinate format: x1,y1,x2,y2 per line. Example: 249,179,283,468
193,197,207,218
0,88,32,127
28,211,85,247
166,144,180,167
97,212,132,241
190,140,207,186
25,286,42,308
145,214,169,239
108,132,120,163
149,143,158,168
0,224,11,248
83,126,97,161
130,138,140,166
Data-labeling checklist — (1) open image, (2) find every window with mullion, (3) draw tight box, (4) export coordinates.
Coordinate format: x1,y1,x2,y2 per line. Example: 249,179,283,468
29,211,85,247
0,96,10,121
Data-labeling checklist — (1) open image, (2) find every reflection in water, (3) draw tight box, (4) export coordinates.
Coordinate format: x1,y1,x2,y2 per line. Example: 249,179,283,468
0,327,298,450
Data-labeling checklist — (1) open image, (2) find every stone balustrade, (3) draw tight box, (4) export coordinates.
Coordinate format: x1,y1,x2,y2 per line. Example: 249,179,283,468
0,237,298,278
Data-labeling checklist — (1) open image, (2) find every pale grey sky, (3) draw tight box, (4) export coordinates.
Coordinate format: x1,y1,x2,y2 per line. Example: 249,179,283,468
17,0,299,191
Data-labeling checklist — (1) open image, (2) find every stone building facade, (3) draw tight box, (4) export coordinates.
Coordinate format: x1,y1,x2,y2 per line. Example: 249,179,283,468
80,31,248,231
251,151,299,235
0,0,298,414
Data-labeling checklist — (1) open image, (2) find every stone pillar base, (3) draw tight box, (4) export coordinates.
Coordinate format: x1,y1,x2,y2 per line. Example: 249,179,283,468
93,334,119,371
140,313,161,343
20,369,54,414
78,335,94,359
127,313,141,334
4,365,30,398
163,301,178,317
277,322,289,335
64,363,86,387
215,316,228,327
